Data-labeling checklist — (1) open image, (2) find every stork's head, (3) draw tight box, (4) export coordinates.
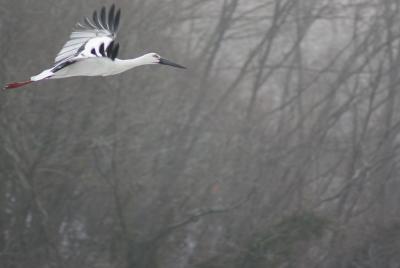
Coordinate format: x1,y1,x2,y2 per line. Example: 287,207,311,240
142,53,186,69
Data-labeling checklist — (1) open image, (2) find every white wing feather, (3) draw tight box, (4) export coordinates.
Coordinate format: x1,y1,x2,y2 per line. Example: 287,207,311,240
54,5,121,63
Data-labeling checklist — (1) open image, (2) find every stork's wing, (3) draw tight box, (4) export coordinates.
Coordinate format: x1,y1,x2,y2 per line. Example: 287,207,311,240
54,4,121,63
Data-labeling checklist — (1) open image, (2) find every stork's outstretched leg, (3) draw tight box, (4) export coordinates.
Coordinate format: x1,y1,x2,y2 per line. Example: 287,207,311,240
3,69,54,91
3,80,34,90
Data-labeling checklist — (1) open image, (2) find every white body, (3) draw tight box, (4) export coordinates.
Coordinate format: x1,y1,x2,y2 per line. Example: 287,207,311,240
31,56,153,81
53,58,115,78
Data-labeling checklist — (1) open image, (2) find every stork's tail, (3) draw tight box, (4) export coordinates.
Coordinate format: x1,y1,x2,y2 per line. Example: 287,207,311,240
3,69,54,91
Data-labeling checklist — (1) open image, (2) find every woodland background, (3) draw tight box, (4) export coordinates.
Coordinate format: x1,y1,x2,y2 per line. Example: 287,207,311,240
2,0,400,267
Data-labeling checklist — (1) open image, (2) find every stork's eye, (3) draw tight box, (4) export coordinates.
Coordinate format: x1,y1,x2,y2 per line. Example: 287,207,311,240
153,54,160,59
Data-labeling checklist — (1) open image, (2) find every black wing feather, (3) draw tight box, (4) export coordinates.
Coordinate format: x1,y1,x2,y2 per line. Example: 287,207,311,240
100,6,107,28
99,43,105,56
82,5,120,35
104,41,119,61
92,10,102,29
113,9,121,33
52,59,76,73
108,4,115,29
111,43,119,60
106,41,114,57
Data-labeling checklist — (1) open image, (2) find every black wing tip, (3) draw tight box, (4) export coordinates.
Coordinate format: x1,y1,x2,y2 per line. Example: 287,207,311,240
92,10,101,28
114,9,121,32
81,5,120,33
108,4,115,29
100,6,107,27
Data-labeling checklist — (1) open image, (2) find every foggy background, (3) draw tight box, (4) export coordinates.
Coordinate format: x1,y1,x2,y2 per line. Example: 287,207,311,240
1,0,400,267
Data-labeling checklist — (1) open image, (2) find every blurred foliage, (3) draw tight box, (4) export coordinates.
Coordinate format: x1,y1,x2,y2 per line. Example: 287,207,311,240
244,212,328,268
346,222,400,268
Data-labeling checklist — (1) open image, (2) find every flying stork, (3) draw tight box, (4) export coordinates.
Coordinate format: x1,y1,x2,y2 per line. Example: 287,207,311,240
3,4,185,90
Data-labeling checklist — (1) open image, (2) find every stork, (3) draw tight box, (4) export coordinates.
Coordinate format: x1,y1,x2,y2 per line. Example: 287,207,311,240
3,4,185,90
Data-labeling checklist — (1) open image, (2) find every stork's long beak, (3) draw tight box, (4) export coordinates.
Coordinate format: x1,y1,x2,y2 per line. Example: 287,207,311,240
159,58,186,69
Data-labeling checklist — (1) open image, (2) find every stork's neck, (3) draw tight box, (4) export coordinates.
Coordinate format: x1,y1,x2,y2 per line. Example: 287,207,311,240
114,56,149,74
